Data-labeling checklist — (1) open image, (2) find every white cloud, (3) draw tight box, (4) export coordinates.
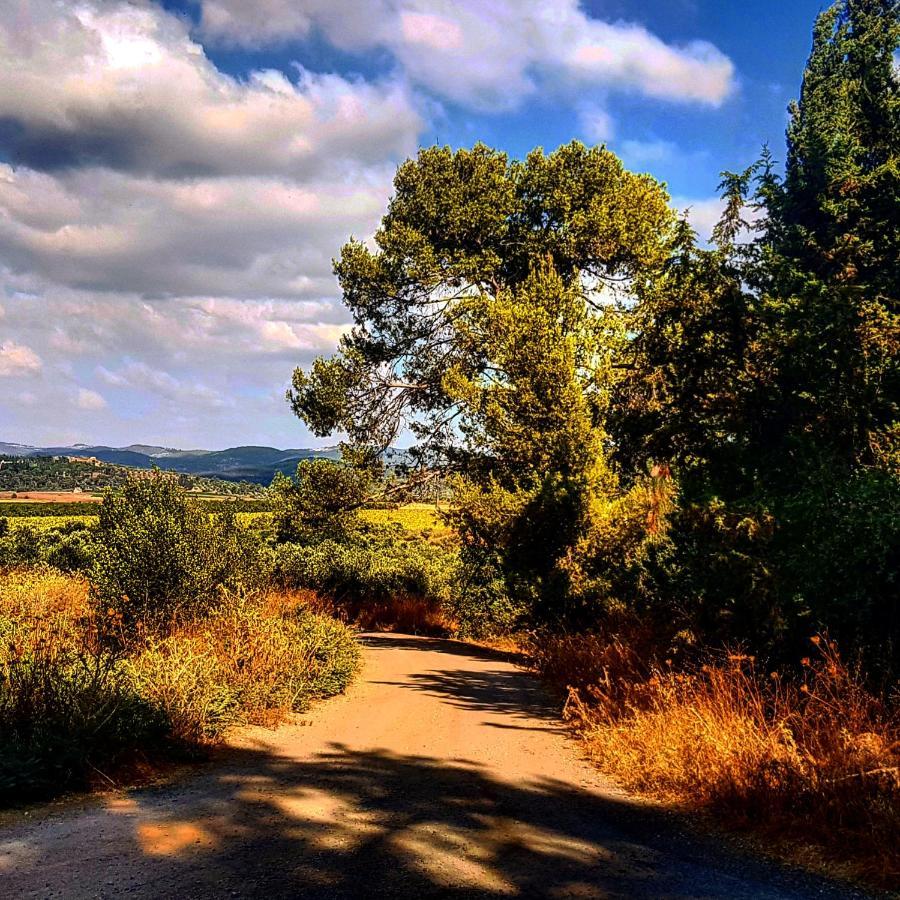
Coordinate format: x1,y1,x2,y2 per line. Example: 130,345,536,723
199,0,735,112
620,139,678,166
0,163,395,300
0,1,420,177
673,195,764,245
76,388,107,410
0,340,42,376
673,197,725,244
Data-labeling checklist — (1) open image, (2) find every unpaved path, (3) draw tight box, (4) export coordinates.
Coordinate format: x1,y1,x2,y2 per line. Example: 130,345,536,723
0,634,869,899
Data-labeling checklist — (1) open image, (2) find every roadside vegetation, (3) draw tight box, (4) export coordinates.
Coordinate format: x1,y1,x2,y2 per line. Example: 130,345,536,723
278,1,899,888
0,475,359,806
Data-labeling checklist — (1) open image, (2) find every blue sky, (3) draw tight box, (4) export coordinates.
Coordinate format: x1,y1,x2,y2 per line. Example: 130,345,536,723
0,0,827,449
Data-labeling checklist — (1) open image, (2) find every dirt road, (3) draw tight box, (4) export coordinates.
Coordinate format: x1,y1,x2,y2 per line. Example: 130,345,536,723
0,634,868,898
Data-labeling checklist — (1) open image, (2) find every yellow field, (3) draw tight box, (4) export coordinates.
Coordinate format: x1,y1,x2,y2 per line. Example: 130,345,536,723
6,515,95,531
360,503,448,534
7,503,453,538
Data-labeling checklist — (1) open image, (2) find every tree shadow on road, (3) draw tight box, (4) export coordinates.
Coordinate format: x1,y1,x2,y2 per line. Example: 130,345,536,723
374,667,563,723
22,742,855,900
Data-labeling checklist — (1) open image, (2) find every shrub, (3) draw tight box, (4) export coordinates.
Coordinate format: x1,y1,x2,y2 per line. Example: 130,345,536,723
127,597,360,741
90,473,268,636
41,521,97,573
0,524,42,568
270,459,370,543
0,571,361,803
0,571,166,804
274,524,456,632
536,631,900,888
447,559,525,639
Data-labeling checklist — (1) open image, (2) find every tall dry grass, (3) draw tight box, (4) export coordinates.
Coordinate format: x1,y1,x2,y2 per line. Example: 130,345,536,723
127,594,361,742
533,632,900,889
0,569,168,802
0,571,360,802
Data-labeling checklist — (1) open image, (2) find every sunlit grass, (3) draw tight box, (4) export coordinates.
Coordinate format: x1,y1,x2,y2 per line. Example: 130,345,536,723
532,632,900,888
360,503,452,539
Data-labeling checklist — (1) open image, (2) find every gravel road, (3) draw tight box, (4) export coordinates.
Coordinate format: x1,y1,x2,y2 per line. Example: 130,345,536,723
0,633,873,899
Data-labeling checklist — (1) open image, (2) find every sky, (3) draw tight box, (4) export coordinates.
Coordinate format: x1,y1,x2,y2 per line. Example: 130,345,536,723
0,0,827,450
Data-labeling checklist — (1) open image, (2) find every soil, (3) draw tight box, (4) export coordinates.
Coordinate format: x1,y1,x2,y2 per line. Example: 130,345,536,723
0,633,874,899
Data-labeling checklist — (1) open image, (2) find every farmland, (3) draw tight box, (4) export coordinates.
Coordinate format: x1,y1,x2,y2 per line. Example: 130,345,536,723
3,502,450,538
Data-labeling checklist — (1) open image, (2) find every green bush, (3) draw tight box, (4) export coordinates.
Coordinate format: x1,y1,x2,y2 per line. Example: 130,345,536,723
0,525,43,569
270,459,370,543
274,524,455,609
90,473,268,636
41,522,97,573
446,555,526,638
0,521,97,573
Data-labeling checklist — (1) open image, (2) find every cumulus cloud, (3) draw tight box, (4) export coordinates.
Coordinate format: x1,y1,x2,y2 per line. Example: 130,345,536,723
0,1,420,446
0,339,42,377
199,0,735,111
0,163,395,299
0,1,420,178
0,276,354,446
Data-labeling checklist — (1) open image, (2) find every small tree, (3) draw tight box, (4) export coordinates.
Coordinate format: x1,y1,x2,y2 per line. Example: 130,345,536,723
270,460,371,544
91,472,263,636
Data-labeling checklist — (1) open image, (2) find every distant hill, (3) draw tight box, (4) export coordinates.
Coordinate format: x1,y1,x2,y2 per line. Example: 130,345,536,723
0,441,352,485
0,454,262,496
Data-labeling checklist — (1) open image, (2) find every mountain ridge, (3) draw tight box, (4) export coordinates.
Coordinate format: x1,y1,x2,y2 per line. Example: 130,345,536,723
0,441,344,484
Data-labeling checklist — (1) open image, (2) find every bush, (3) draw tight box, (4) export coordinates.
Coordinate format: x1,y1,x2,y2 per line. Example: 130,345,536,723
0,520,97,573
274,524,456,632
0,571,361,803
0,571,166,804
0,524,42,568
270,459,370,543
127,598,360,741
41,521,97,572
90,472,268,636
447,558,526,639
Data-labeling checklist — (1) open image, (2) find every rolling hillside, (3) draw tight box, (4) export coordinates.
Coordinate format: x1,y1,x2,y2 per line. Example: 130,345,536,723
0,442,408,485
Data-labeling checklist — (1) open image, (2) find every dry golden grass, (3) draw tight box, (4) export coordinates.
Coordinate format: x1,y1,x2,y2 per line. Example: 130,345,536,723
533,633,900,889
125,592,360,743
0,568,90,622
291,586,454,636
0,571,360,797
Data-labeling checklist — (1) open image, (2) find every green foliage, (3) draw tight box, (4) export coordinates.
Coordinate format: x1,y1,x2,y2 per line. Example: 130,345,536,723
275,523,455,610
281,6,900,683
0,454,263,495
604,0,900,680
288,140,673,459
758,0,900,470
90,472,267,635
269,459,370,543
